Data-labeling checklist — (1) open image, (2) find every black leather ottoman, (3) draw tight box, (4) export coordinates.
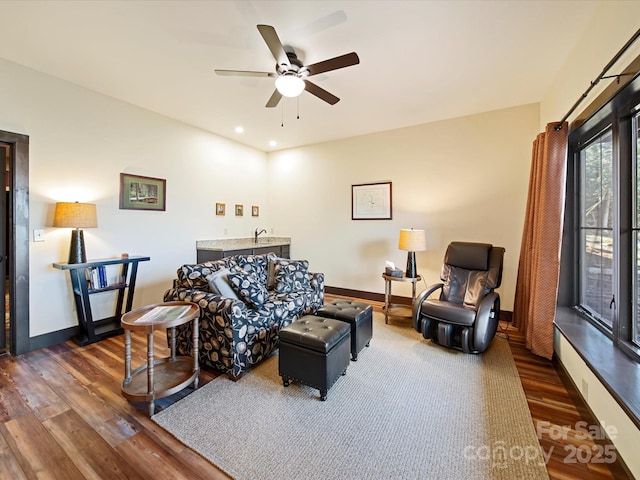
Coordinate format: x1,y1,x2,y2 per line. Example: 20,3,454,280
279,315,350,401
317,300,373,361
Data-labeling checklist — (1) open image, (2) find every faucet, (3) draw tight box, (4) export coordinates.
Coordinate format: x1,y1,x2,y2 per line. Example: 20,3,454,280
255,228,267,243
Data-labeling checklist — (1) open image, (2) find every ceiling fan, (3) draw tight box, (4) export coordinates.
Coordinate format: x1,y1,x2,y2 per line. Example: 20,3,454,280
215,24,360,108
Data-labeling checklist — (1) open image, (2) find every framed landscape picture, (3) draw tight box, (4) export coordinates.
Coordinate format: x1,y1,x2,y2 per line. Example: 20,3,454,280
351,181,392,220
120,173,166,211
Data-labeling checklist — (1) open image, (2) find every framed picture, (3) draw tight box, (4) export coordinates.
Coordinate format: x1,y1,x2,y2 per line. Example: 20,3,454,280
252,205,259,217
119,173,166,211
216,203,226,216
235,204,243,216
352,181,392,220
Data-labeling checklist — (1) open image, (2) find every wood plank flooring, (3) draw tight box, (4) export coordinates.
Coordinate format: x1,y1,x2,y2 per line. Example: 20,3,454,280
0,296,632,479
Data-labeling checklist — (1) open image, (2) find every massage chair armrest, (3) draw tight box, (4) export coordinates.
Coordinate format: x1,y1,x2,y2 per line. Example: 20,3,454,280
475,292,499,325
472,292,500,353
412,283,444,332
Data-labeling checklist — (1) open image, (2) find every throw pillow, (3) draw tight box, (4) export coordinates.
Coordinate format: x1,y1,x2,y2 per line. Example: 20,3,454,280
205,268,240,300
234,254,269,285
267,256,287,290
274,260,311,293
227,272,269,308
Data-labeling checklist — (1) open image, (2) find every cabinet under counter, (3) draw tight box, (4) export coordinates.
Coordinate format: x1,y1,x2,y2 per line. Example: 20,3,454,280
196,237,290,262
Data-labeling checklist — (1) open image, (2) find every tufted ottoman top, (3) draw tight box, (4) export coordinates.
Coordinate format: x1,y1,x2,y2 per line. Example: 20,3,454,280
317,300,372,321
280,315,350,354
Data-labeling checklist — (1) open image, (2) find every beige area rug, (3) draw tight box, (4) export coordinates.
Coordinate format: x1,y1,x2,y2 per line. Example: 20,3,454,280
153,312,549,480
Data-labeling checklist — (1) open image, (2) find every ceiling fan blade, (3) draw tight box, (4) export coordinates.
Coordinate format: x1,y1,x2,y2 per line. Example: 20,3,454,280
257,24,290,67
266,89,282,108
305,52,360,76
215,69,275,78
304,80,340,105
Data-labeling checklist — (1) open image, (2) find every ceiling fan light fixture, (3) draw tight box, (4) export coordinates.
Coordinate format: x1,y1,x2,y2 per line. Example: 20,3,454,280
275,75,305,97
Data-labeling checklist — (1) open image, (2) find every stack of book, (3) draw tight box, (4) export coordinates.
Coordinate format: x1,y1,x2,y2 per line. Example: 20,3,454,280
86,266,108,289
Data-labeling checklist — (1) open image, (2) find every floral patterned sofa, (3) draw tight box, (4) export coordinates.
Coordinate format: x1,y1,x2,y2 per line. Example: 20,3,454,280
163,252,324,378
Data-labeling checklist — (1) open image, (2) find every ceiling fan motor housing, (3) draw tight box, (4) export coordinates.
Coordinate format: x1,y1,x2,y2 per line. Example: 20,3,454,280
277,51,309,78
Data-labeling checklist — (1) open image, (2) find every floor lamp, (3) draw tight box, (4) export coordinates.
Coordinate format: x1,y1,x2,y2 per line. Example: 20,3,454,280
53,202,98,264
398,228,427,278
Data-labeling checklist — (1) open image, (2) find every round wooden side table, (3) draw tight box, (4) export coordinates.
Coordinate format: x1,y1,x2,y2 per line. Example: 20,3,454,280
382,273,422,324
120,301,199,416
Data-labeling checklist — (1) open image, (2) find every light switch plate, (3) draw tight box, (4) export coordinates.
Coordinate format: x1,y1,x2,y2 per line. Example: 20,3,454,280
33,229,45,242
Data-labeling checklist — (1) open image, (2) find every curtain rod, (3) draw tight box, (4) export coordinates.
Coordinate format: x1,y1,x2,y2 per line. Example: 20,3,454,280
555,27,640,131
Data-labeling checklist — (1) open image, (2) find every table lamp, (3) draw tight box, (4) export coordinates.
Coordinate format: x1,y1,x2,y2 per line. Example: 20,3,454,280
53,201,98,264
398,228,426,278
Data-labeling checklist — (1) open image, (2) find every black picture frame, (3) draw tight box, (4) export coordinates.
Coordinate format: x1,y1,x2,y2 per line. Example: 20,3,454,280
351,181,392,220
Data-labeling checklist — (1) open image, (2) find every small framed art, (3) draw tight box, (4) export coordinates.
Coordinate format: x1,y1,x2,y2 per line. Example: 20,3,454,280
351,181,392,220
120,173,166,211
216,203,226,216
235,204,243,216
252,205,259,217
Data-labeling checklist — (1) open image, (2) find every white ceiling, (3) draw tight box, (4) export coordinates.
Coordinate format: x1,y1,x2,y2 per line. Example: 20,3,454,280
0,0,600,152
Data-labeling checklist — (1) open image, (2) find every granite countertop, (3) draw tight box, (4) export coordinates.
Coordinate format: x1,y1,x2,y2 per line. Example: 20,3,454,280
196,237,291,251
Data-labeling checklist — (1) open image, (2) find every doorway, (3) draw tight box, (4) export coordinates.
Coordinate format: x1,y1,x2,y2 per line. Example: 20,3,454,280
1,144,6,353
0,130,29,355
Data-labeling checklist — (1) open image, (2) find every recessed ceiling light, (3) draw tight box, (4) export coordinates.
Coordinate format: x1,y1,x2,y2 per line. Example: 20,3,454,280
235,126,244,134
269,140,277,147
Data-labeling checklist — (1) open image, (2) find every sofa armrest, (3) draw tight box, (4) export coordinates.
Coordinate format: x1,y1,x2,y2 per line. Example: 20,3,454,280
164,287,248,327
309,272,325,292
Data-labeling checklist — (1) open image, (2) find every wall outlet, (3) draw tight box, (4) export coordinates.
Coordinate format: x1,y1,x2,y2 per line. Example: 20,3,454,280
224,227,228,235
33,229,45,242
581,378,589,401
271,227,275,234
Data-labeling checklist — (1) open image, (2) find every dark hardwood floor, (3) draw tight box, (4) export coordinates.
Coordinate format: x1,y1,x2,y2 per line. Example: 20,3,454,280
0,295,631,479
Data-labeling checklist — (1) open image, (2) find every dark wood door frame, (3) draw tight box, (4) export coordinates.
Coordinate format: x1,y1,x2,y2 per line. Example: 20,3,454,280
0,130,29,355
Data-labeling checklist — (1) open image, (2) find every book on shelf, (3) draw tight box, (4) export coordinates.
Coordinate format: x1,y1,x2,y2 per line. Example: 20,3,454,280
98,265,107,288
133,305,192,325
91,267,100,289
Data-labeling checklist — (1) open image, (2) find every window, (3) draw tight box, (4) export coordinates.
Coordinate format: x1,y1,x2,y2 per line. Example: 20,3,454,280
579,129,614,328
563,71,640,361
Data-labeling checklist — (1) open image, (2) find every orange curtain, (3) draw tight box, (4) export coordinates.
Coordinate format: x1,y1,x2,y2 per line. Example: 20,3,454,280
513,122,568,359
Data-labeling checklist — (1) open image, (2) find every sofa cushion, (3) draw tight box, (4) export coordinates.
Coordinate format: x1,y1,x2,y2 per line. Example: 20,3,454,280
206,268,240,300
275,260,311,293
228,272,269,308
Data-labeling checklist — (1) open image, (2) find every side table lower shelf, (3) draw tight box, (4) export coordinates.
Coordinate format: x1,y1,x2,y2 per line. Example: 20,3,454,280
121,357,198,408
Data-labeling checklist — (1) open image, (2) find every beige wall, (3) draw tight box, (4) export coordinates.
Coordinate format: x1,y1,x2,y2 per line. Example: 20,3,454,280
542,2,640,478
0,58,269,337
268,103,540,311
541,1,640,127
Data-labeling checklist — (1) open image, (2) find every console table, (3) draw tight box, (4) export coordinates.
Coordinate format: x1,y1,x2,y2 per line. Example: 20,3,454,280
53,256,150,345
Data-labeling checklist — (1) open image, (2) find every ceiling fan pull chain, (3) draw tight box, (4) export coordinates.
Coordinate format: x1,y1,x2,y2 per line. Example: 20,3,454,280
297,97,300,120
281,102,284,127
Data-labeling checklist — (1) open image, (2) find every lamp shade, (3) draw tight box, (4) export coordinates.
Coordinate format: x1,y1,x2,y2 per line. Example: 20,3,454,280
275,75,305,97
53,202,98,228
398,229,426,252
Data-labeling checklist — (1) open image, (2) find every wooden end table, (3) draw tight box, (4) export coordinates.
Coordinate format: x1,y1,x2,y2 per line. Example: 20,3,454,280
120,301,199,416
382,273,422,324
